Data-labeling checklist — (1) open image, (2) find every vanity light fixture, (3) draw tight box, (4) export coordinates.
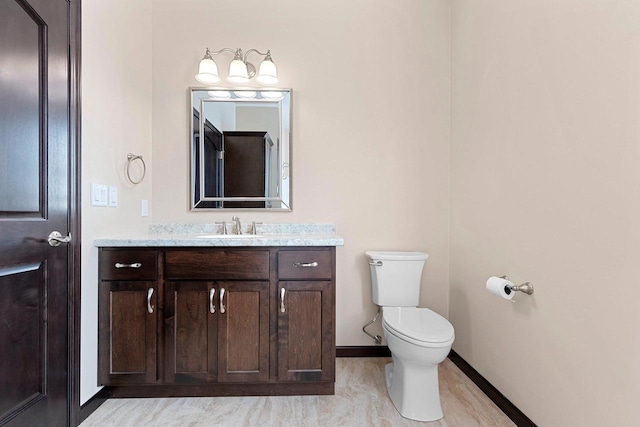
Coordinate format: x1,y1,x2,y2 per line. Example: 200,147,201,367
195,47,278,85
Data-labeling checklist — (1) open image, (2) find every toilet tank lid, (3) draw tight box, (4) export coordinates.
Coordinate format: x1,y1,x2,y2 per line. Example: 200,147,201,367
365,251,429,261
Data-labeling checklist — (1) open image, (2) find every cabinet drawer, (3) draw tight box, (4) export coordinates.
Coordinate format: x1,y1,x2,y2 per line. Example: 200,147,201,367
99,250,158,281
165,249,269,280
278,250,333,280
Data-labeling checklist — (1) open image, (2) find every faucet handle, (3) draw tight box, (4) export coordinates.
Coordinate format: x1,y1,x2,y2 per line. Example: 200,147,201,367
215,221,227,235
231,216,242,235
251,221,262,235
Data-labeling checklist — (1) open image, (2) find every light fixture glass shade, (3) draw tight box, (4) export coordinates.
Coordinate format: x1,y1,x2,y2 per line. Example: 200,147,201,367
195,57,220,84
227,59,249,83
260,91,284,99
256,59,278,85
208,90,231,98
234,90,257,99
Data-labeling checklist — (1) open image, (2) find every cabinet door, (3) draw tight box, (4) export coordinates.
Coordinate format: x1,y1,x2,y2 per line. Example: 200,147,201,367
165,282,217,383
98,282,157,385
277,281,334,382
217,281,270,382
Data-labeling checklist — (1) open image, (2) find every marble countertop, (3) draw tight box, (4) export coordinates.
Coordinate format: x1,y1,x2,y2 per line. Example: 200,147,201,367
94,223,344,247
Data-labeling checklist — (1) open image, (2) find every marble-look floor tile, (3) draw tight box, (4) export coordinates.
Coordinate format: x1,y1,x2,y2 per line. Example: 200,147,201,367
80,358,515,427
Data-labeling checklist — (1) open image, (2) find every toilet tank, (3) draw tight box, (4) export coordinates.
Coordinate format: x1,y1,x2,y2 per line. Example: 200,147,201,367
365,251,429,306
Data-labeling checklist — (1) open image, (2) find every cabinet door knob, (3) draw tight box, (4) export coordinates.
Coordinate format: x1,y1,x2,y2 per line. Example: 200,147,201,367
293,261,318,268
280,287,286,313
209,288,216,314
147,288,154,314
220,288,226,314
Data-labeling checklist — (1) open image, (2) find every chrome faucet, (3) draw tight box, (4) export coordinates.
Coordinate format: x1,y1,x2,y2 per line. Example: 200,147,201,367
232,216,242,235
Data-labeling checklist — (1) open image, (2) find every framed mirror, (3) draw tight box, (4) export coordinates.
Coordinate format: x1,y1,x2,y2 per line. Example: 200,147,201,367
190,88,291,210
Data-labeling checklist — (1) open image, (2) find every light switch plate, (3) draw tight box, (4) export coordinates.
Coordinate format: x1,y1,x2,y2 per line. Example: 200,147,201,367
91,183,108,207
141,199,149,217
108,186,118,207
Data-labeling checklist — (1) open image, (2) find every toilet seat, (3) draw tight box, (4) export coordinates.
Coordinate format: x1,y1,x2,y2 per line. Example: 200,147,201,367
382,307,454,348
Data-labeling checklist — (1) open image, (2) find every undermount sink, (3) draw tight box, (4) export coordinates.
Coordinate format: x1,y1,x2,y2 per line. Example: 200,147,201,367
196,234,261,239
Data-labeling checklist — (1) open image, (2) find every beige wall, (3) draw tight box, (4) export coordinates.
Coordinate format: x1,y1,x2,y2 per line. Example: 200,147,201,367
80,0,153,404
450,1,640,425
151,0,452,346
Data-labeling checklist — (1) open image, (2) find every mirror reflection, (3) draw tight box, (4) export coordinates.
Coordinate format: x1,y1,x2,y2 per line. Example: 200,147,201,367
190,88,291,210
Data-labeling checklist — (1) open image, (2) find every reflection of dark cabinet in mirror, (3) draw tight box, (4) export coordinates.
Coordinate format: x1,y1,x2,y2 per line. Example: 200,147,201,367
194,112,275,209
223,131,271,208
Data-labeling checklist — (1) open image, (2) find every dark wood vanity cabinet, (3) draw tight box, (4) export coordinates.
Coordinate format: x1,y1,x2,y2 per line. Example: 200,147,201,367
163,249,271,384
98,250,159,386
164,280,270,384
216,281,270,382
277,250,335,382
163,281,218,384
98,246,335,397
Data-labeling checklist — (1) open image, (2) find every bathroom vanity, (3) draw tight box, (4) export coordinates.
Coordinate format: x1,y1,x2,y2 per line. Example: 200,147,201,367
95,224,342,398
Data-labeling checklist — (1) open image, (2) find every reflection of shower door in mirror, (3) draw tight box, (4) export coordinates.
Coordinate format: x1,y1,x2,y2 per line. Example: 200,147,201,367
203,120,223,201
193,110,223,208
223,131,270,208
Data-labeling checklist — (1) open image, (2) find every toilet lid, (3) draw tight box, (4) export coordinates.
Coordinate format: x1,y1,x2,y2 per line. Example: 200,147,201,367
382,307,454,344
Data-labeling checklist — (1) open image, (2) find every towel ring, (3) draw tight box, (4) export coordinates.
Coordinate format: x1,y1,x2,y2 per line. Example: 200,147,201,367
126,153,146,184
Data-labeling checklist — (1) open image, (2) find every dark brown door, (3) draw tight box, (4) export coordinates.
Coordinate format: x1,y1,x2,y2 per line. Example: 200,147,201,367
0,0,71,426
217,281,269,382
98,282,157,385
165,282,218,383
277,281,335,382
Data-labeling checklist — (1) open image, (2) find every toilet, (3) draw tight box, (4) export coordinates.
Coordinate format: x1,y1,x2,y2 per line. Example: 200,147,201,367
366,251,455,422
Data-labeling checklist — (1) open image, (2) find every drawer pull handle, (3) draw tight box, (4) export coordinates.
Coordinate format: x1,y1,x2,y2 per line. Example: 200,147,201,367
115,262,142,269
293,262,318,268
147,288,154,314
220,288,226,314
209,288,216,314
280,287,286,313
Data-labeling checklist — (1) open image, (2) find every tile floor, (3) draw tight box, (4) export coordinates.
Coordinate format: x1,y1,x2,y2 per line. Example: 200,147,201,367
80,358,515,426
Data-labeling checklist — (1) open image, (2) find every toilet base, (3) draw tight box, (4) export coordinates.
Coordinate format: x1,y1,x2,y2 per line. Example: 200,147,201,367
385,360,443,422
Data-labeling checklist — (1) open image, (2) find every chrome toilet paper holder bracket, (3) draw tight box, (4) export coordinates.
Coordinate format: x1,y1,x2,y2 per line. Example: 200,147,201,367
500,276,534,295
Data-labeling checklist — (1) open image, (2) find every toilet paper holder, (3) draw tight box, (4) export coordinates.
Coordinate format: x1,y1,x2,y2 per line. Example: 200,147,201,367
500,276,534,295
